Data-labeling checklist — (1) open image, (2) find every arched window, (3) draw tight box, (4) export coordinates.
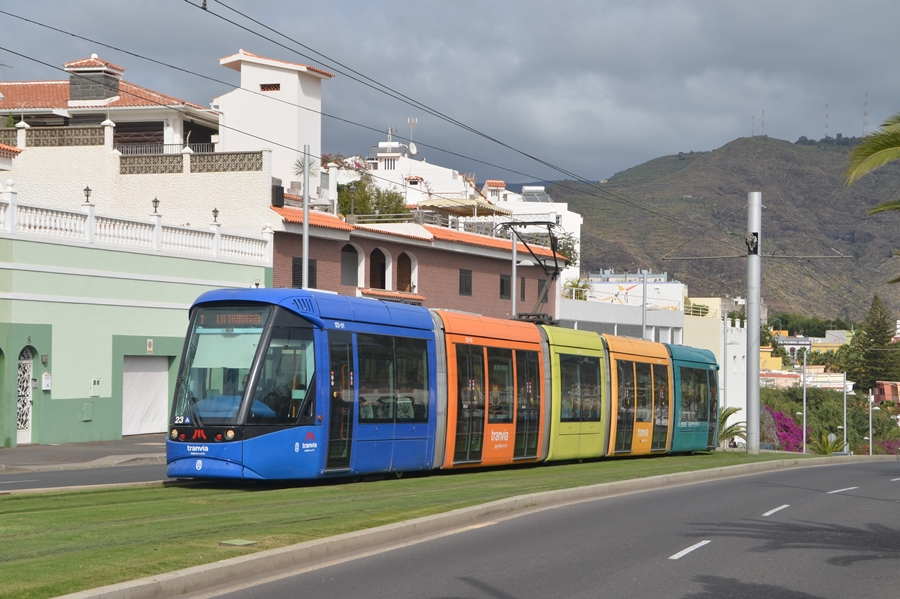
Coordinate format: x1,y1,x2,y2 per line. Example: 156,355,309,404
397,253,412,292
370,249,386,289
341,244,359,287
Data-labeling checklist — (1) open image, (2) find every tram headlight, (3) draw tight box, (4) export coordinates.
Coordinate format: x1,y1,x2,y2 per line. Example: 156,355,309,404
170,429,178,440
225,429,235,441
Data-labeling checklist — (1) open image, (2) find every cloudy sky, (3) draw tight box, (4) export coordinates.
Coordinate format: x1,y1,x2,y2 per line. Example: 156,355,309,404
1,0,897,183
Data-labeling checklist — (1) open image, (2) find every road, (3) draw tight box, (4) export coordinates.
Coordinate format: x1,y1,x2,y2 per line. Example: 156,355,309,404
0,464,166,491
184,461,900,599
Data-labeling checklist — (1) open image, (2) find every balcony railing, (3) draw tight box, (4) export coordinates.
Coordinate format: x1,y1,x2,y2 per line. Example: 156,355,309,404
114,143,216,155
0,192,271,265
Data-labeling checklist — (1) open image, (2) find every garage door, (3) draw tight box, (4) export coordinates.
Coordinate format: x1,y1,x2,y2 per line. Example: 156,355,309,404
122,356,169,436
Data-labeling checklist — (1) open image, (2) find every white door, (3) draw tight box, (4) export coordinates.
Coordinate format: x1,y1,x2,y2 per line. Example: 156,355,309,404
122,356,169,435
16,348,33,445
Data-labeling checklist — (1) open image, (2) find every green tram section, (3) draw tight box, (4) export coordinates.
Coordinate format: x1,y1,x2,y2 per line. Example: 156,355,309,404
542,326,609,461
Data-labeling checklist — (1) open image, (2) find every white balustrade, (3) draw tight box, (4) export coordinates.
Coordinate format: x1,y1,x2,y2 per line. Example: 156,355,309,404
220,234,267,260
15,205,87,239
95,216,154,247
0,198,269,264
161,226,214,254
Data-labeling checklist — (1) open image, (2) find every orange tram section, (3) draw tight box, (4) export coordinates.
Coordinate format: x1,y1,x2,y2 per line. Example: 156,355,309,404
433,311,718,470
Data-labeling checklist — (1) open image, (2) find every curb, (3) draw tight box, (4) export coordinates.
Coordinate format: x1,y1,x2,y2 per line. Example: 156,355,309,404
56,454,898,599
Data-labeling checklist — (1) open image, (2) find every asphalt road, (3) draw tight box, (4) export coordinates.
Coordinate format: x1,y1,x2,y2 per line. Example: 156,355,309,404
183,461,900,599
0,464,166,491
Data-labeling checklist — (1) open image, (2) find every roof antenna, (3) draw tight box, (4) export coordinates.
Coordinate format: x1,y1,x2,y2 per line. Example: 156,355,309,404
408,117,418,156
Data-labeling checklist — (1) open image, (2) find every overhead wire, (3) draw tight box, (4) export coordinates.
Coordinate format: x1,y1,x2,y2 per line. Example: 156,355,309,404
1,8,746,254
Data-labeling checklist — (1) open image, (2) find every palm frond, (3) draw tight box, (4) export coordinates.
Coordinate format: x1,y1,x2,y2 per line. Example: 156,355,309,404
844,130,900,184
867,199,900,216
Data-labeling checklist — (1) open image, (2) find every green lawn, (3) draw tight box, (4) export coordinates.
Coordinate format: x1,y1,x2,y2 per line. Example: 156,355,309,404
1,452,793,599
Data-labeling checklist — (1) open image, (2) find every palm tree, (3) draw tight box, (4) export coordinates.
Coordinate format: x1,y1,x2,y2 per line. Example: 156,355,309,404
808,430,846,455
718,406,747,447
293,155,320,179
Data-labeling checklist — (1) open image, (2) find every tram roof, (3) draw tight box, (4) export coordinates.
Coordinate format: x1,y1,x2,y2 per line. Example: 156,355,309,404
192,288,435,331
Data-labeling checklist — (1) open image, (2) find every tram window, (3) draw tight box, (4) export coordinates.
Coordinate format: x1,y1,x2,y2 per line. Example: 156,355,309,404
358,334,428,424
652,363,670,450
635,363,652,423
358,335,395,423
247,327,316,425
173,305,270,426
487,348,514,424
456,344,485,410
516,350,540,411
615,360,636,452
653,364,669,423
394,336,429,422
679,367,710,425
558,354,601,423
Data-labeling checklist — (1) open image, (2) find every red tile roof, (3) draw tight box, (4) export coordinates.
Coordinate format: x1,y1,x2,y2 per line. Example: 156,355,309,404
485,180,506,188
423,225,560,259
0,80,208,111
0,143,23,157
359,288,426,302
271,206,354,231
405,175,424,181
63,56,126,73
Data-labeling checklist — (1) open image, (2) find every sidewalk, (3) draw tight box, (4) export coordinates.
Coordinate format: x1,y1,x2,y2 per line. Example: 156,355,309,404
0,433,166,473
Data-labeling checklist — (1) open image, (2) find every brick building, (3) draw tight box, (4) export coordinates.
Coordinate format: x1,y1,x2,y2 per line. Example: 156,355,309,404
271,205,561,319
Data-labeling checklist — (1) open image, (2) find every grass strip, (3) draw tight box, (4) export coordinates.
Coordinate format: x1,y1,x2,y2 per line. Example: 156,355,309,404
0,452,794,599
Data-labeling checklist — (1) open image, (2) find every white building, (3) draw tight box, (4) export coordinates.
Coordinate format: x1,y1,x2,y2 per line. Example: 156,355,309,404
212,49,334,195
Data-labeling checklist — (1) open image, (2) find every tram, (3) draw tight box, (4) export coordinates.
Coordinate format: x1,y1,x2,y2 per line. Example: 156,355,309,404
167,288,718,480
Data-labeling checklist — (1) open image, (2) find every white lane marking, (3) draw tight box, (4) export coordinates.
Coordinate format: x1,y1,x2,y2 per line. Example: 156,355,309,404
762,504,790,517
0,479,39,484
891,477,900,482
668,540,711,560
827,487,858,494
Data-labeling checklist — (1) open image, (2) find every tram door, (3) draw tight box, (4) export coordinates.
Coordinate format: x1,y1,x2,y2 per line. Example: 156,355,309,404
454,344,485,463
614,360,664,454
326,331,354,470
514,350,541,458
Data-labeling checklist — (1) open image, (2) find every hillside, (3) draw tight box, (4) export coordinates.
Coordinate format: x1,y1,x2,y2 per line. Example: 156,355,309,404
548,135,900,321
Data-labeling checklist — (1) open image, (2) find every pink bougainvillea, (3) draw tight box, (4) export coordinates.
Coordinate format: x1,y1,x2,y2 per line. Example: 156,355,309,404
764,405,807,452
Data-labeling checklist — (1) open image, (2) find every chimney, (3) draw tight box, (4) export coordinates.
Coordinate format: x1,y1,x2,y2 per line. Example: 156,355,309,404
64,54,124,102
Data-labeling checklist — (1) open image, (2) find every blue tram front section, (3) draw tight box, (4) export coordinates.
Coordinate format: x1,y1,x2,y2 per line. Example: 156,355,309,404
666,344,719,453
166,288,439,480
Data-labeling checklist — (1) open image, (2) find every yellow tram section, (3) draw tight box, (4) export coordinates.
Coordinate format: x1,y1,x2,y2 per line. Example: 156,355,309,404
603,335,674,457
541,325,609,461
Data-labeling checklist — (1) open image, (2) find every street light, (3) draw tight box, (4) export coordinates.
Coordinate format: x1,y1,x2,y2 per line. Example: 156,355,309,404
801,350,807,453
869,391,880,456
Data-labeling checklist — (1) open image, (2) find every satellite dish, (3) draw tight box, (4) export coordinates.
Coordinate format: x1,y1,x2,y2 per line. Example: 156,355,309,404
408,141,418,156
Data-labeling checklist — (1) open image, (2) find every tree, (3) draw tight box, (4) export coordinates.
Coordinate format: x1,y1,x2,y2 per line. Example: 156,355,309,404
846,294,900,392
562,278,591,300
555,233,579,267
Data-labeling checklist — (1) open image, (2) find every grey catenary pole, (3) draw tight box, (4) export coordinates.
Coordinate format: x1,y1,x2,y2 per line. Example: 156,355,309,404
745,191,761,454
302,144,310,289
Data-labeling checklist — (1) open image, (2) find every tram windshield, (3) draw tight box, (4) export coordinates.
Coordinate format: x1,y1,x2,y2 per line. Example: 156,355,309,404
172,305,271,426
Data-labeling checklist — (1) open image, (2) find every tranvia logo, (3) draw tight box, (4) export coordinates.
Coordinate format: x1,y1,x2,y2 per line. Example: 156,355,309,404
302,431,317,452
490,430,509,441
187,445,209,452
192,429,207,440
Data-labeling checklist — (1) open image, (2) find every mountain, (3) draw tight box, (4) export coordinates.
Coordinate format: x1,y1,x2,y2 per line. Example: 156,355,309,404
547,135,900,322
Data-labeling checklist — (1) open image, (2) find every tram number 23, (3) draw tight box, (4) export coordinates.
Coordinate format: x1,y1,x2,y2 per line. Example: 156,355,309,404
334,322,345,329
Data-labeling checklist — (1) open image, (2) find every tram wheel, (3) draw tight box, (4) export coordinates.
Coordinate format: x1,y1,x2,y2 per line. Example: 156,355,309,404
394,471,404,479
